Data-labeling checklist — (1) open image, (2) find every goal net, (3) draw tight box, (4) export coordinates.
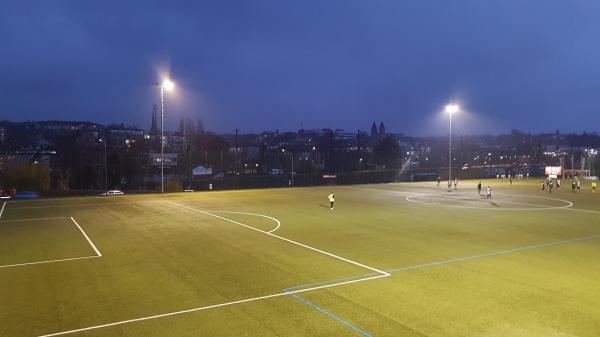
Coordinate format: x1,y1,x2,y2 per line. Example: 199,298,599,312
564,169,590,179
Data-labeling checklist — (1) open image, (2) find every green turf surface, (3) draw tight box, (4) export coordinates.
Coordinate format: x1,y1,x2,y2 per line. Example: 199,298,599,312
1,179,599,337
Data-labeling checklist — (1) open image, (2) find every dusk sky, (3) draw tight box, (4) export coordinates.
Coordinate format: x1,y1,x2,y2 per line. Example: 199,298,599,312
1,1,599,135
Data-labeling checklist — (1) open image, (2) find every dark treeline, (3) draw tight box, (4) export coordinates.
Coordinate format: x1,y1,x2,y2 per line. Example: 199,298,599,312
1,120,599,193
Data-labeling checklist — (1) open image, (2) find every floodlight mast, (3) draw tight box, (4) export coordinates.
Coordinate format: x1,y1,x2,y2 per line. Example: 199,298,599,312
445,104,459,191
159,79,174,193
99,139,107,195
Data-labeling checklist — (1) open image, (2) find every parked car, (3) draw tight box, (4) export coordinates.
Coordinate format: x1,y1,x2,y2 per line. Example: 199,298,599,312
0,187,16,200
268,168,283,175
99,190,125,196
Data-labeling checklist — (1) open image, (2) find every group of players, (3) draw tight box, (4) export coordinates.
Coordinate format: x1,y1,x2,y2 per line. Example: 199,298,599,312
541,177,598,193
437,176,493,198
327,175,598,210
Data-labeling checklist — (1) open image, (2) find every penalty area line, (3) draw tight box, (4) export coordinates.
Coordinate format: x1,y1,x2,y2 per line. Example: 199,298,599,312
163,200,389,276
70,217,102,257
0,201,6,220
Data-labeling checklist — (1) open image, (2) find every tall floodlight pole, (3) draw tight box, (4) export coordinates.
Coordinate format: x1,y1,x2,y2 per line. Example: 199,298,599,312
160,85,164,193
100,139,108,195
445,104,459,191
159,79,174,193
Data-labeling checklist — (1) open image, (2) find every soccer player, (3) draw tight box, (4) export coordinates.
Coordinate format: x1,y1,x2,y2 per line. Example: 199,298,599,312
571,179,576,192
477,181,482,195
454,178,458,190
556,179,561,190
592,181,597,193
328,192,335,209
541,181,545,192
437,176,441,186
577,179,581,191
486,186,492,199
548,179,553,193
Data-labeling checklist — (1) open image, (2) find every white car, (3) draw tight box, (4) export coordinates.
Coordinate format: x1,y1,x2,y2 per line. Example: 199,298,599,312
99,190,125,196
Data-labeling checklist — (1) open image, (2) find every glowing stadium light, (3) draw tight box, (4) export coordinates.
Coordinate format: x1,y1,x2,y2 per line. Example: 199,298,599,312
162,79,175,91
445,104,459,114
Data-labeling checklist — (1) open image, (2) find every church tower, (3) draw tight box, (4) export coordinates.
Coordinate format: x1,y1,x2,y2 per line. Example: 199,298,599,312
378,121,386,137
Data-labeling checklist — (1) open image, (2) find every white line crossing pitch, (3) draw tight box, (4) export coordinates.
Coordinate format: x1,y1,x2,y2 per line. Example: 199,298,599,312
8,200,163,210
38,274,388,337
0,201,6,220
36,229,600,336
164,200,389,276
0,216,71,223
70,217,102,257
0,255,100,269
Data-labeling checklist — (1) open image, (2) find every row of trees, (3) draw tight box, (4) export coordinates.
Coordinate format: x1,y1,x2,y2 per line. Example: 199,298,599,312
1,162,50,191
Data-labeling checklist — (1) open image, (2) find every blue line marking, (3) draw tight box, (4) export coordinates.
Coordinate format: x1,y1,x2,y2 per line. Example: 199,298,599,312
285,272,379,291
284,289,373,337
282,233,600,337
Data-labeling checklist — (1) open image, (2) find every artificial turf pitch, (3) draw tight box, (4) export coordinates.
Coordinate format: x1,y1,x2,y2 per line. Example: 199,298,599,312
1,179,599,337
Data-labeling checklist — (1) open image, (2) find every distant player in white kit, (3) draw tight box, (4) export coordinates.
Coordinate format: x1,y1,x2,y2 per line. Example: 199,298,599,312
486,186,492,199
328,192,335,209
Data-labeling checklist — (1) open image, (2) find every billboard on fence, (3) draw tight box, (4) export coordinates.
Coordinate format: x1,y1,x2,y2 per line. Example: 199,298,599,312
545,166,562,176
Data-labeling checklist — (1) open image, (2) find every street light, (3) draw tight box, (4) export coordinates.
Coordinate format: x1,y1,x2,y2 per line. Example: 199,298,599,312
159,79,175,193
281,148,294,186
99,139,107,195
445,104,459,191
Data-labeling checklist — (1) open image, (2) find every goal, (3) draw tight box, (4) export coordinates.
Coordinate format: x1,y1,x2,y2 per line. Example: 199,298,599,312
564,169,590,179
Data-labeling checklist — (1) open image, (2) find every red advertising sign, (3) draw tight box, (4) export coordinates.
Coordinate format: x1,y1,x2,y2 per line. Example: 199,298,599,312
544,166,562,176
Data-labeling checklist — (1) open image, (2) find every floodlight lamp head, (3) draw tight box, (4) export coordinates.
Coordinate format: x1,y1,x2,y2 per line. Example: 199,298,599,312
445,104,459,114
162,79,175,91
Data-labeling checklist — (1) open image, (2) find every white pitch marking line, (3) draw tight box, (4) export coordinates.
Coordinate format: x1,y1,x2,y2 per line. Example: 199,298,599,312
0,255,100,269
70,217,102,257
38,273,388,337
350,186,578,211
342,185,429,196
36,226,600,336
0,201,6,220
563,207,600,215
8,200,163,210
38,232,600,337
0,216,71,223
206,210,282,233
163,200,388,276
404,194,574,211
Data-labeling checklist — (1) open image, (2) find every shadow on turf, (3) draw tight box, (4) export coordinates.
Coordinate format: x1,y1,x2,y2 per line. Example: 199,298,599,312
318,204,330,209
